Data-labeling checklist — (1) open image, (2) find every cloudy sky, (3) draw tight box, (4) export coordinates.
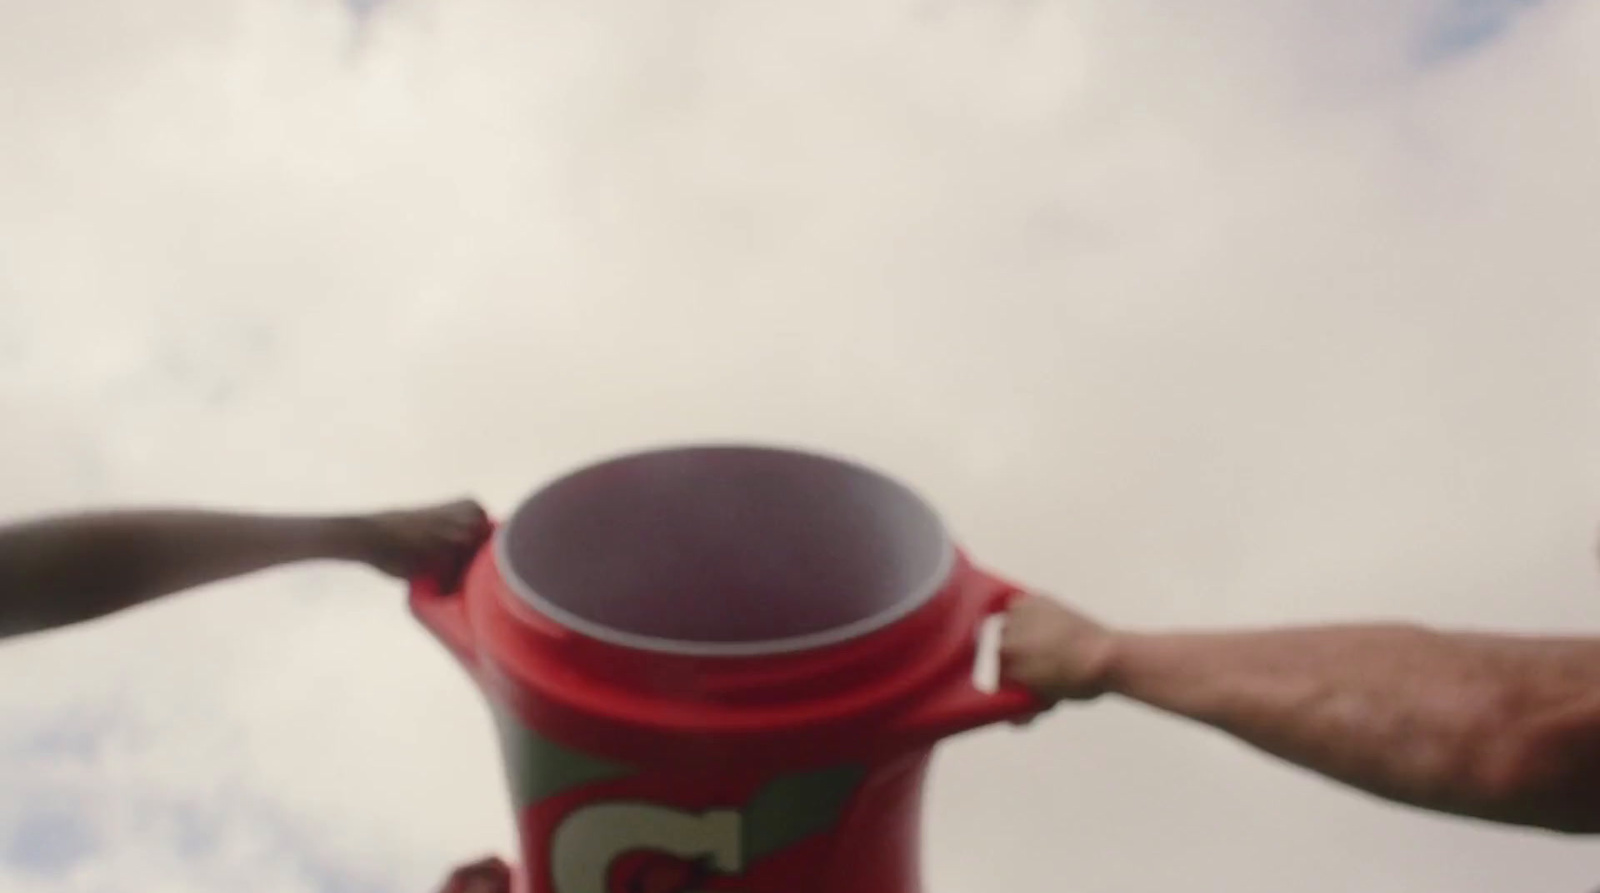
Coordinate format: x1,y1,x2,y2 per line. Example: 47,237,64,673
2,0,1599,890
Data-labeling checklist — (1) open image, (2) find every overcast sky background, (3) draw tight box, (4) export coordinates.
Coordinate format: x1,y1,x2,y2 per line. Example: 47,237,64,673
2,0,1599,890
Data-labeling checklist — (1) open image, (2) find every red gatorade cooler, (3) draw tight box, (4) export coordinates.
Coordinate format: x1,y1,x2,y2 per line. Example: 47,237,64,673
411,444,1040,893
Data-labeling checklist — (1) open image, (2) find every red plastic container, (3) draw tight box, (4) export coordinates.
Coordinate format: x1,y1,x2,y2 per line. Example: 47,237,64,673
412,445,1039,893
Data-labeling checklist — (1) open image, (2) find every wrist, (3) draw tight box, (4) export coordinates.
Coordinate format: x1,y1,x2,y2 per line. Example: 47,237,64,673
309,515,378,563
1099,630,1163,699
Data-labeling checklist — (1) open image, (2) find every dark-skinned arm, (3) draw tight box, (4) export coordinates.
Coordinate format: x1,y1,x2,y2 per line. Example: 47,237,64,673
0,501,488,640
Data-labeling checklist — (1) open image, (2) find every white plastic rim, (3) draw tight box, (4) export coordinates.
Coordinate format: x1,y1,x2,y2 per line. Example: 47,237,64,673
493,443,957,658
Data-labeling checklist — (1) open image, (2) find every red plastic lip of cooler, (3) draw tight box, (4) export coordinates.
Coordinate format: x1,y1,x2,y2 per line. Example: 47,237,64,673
464,549,1004,766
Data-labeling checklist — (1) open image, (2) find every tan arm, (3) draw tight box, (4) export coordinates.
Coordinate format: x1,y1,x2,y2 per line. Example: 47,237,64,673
1001,592,1600,833
1106,624,1600,832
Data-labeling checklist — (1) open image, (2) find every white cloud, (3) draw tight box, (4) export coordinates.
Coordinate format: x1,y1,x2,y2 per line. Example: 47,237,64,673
2,0,1599,890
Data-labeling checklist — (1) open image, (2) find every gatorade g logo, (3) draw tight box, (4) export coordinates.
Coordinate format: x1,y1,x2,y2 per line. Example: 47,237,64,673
551,804,739,893
493,710,866,893
546,765,865,893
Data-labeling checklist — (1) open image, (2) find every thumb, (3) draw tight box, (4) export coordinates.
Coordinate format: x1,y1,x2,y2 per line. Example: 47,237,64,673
437,858,512,893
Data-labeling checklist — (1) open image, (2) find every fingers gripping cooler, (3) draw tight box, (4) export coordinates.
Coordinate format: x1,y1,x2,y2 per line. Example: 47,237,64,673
410,445,1039,893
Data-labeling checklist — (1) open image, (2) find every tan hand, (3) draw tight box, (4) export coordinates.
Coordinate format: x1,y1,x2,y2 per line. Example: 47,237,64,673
998,593,1120,703
353,499,492,582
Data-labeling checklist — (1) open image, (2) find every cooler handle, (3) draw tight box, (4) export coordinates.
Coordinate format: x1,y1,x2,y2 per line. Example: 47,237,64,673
893,574,1044,742
409,562,483,673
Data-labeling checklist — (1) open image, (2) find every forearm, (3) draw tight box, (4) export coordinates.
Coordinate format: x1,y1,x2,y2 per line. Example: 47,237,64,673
0,510,370,637
1106,624,1600,829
